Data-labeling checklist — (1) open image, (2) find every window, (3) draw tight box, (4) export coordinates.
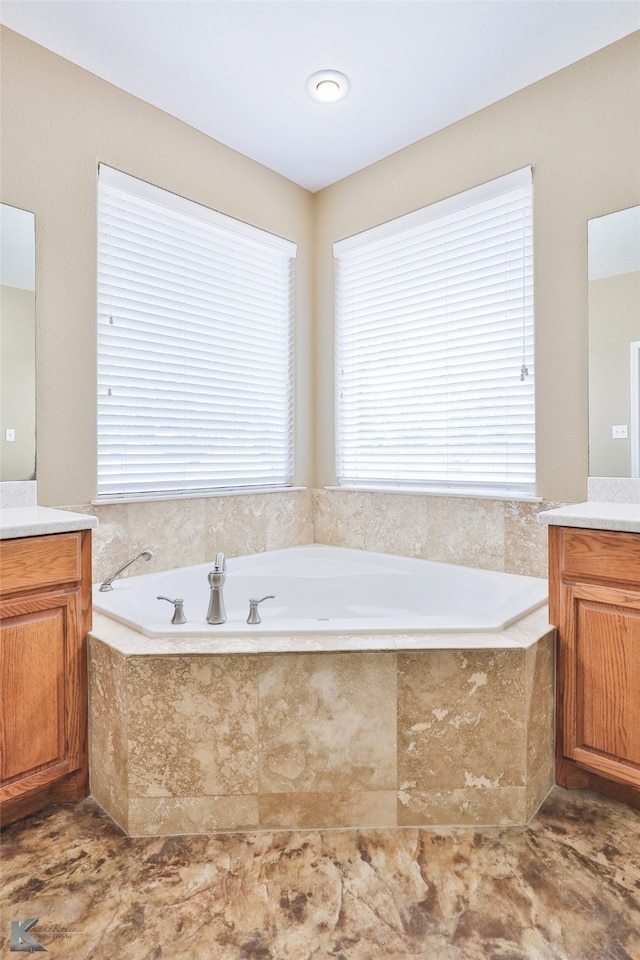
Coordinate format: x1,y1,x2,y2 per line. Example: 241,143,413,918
334,167,534,497
97,166,296,501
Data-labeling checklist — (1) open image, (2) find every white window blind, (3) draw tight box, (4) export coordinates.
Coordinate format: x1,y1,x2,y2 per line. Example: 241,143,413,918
334,167,535,497
97,165,296,501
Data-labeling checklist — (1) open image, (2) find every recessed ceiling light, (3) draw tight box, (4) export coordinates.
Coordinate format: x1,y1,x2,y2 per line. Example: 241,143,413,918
307,70,350,103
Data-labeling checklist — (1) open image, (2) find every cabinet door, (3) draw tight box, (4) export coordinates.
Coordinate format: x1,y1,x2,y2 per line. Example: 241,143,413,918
560,581,640,788
0,589,84,802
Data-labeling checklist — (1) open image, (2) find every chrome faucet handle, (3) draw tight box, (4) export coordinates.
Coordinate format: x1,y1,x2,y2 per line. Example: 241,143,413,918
209,551,227,589
246,595,275,625
157,595,187,625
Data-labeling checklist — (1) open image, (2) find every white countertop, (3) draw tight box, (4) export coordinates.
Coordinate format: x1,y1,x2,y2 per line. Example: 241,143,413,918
538,501,640,534
0,505,98,539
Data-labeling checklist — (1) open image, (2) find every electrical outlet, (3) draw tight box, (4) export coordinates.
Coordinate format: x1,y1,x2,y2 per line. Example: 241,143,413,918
612,424,629,439
5,428,15,442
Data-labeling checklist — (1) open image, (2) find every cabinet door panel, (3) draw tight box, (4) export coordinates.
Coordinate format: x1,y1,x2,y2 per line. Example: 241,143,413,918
576,601,640,764
0,591,80,792
561,584,640,787
1,607,66,780
0,530,91,824
550,526,640,805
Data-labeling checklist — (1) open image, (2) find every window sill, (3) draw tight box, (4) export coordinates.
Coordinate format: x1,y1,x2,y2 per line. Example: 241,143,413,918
324,485,542,503
92,486,307,506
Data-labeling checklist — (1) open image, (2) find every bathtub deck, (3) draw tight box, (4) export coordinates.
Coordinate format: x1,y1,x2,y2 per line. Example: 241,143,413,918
90,603,552,656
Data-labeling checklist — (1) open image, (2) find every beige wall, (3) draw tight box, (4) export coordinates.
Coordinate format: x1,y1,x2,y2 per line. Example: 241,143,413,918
2,26,639,510
588,271,640,477
0,26,314,506
314,31,640,502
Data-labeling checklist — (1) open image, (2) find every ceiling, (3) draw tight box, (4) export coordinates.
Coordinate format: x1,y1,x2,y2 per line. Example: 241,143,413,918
1,1,638,192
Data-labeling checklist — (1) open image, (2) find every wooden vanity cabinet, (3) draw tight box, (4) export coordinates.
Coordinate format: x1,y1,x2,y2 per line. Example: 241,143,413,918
0,529,92,825
549,525,640,808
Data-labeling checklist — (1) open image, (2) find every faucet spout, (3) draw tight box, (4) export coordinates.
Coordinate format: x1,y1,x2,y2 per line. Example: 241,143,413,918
99,548,155,592
207,551,227,624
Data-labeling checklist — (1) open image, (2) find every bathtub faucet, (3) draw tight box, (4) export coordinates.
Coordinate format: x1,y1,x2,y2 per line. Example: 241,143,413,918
98,548,155,592
206,551,227,624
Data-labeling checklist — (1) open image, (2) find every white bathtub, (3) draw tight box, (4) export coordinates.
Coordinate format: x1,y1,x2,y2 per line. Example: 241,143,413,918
92,544,547,640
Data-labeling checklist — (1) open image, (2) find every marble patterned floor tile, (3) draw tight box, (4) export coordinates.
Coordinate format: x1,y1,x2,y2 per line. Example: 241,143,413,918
1,788,638,959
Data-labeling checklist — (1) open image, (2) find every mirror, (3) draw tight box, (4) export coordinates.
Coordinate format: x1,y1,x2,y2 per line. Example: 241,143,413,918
0,203,36,481
588,205,640,478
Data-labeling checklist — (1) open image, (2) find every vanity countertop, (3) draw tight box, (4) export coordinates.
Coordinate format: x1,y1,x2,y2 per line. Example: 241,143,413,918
0,505,98,540
538,501,640,534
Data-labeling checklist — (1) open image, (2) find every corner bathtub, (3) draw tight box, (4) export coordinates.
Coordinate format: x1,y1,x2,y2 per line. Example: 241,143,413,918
92,544,548,647
89,544,555,835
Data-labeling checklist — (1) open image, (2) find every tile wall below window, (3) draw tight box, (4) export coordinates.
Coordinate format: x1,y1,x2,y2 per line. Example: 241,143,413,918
66,488,567,583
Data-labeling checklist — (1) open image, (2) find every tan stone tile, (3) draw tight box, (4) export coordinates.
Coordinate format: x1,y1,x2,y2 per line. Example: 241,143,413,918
259,791,397,830
526,632,556,778
397,784,528,826
127,654,259,798
75,501,129,584
504,499,567,578
398,649,527,796
258,651,397,794
425,497,506,570
128,794,260,836
363,492,431,558
525,761,555,822
313,489,367,548
265,489,314,550
88,637,129,831
127,497,206,571
205,493,268,558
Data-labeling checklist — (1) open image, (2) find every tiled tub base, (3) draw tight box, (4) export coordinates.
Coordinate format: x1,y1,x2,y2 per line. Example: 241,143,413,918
88,617,555,836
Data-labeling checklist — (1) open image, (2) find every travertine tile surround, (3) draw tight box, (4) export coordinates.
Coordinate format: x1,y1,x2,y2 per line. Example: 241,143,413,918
66,488,567,582
69,489,315,583
89,631,554,836
79,487,558,835
313,490,567,578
